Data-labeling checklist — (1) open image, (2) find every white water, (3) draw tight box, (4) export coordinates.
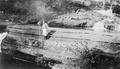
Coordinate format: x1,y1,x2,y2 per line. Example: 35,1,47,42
0,32,8,53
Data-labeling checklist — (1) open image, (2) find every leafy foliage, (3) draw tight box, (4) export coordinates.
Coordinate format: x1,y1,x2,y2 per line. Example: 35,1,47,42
0,0,74,24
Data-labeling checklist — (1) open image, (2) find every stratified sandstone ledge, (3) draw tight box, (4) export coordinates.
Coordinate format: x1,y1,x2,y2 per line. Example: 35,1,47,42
2,25,120,69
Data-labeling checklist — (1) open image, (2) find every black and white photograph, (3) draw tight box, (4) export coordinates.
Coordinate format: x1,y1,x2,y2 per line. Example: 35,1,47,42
1,0,120,69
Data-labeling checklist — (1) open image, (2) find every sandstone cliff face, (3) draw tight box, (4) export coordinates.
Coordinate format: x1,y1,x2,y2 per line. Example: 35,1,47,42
1,24,120,69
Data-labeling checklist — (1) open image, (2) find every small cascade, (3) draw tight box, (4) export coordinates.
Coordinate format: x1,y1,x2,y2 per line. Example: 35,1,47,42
0,32,8,52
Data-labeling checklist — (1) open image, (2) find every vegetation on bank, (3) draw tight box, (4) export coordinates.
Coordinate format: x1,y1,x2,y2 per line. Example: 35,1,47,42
0,0,120,25
0,0,81,24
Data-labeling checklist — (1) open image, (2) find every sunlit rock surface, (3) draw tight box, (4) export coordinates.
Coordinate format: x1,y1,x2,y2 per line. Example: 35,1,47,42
2,10,120,69
2,24,120,69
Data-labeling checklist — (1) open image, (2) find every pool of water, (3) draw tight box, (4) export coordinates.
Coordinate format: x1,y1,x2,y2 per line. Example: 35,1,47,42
0,53,51,69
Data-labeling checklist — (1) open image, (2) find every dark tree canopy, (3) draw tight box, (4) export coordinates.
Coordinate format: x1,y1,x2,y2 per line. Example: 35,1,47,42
0,0,91,24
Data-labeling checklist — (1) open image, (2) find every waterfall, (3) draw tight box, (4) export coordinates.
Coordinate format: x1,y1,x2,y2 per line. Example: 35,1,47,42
0,32,8,53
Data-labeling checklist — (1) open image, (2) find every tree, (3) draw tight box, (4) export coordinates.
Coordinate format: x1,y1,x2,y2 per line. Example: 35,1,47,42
0,0,73,23
0,0,91,24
